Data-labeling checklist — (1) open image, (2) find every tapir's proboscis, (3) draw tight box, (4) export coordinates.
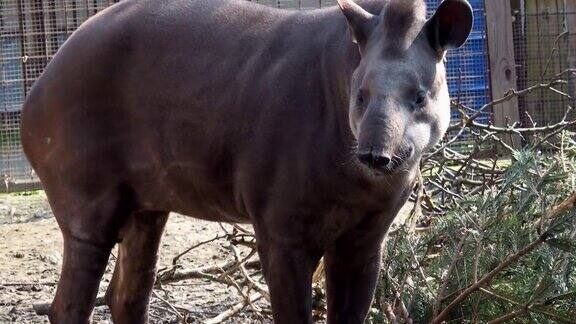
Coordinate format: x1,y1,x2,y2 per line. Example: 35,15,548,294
20,0,472,322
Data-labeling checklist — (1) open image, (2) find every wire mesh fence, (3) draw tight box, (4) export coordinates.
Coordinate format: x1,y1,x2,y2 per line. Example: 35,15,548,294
3,0,567,192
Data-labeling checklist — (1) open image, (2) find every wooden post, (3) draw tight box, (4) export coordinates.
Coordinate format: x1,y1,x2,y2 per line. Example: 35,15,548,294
485,0,522,151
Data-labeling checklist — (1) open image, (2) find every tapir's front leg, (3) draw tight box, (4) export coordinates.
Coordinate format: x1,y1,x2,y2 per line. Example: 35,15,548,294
255,228,323,324
324,213,394,324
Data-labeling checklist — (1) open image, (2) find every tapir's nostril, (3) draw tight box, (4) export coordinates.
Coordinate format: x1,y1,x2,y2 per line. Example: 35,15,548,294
357,152,391,169
357,152,374,166
372,154,391,168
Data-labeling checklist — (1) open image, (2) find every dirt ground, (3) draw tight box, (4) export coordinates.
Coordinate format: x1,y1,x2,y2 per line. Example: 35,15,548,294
0,191,271,323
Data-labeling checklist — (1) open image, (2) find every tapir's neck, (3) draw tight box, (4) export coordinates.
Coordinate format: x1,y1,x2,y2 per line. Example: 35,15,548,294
314,1,388,152
312,9,364,158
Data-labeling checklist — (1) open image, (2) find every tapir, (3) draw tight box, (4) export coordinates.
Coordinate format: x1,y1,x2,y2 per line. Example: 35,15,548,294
20,0,472,322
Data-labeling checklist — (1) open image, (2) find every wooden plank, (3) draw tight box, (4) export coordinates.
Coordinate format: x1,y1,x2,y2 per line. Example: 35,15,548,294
527,0,569,124
485,0,522,151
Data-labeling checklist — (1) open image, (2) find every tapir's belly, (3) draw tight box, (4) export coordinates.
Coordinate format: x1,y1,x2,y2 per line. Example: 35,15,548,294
147,172,250,224
108,128,249,223
28,105,251,224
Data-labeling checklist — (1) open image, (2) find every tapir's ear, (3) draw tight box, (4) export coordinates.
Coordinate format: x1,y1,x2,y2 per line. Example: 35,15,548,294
425,0,473,56
337,0,377,49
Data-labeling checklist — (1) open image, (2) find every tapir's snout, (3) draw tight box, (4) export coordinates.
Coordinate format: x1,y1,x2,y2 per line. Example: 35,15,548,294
357,143,415,174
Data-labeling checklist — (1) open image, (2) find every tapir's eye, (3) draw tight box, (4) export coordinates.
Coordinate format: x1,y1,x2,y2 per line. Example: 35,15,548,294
415,91,428,108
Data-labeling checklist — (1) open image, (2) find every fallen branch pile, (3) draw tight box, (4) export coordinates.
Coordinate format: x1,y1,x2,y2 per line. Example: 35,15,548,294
419,68,576,217
154,224,271,323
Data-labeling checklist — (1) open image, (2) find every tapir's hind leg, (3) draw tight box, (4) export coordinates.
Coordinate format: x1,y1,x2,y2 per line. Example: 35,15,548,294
48,187,133,324
105,211,169,324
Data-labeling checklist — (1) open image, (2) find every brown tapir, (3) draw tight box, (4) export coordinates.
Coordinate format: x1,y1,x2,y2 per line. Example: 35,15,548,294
20,0,472,322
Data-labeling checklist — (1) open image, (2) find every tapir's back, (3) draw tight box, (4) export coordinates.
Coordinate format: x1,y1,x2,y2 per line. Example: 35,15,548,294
21,0,289,162
20,0,349,220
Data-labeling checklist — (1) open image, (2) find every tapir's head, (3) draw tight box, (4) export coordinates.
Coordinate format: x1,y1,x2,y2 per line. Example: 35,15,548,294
338,0,472,174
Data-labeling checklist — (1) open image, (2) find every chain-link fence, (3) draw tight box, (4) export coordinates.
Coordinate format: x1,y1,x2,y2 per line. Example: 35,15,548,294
429,0,491,152
0,0,491,192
